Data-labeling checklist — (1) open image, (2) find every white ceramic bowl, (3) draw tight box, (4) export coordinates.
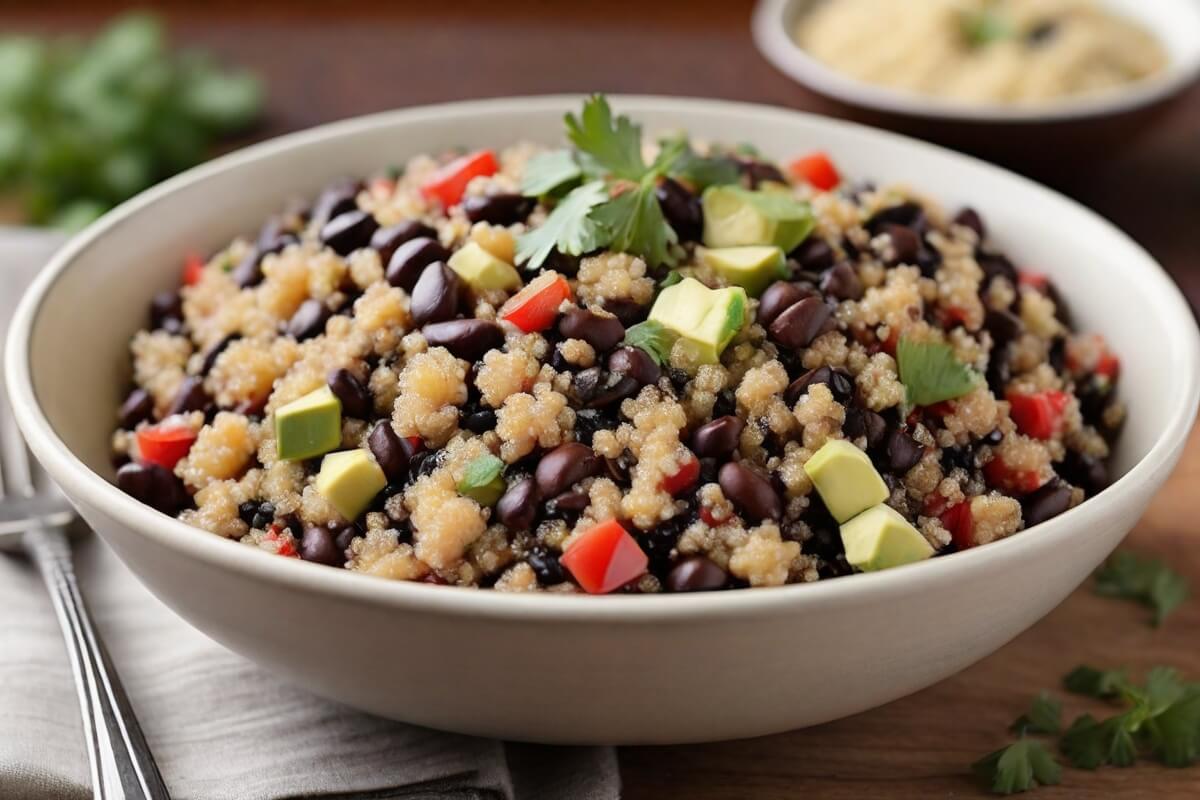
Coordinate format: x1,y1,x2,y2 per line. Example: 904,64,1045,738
752,0,1200,124
7,96,1199,745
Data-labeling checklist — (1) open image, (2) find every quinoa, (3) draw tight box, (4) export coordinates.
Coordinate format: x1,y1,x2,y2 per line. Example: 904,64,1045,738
112,111,1124,595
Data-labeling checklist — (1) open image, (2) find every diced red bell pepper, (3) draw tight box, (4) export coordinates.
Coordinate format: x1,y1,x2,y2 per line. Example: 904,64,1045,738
420,149,498,208
660,451,699,495
500,272,571,333
941,501,974,550
1017,270,1048,291
1007,390,1070,440
265,524,298,557
1094,351,1120,381
182,253,206,286
700,505,729,527
560,519,648,594
983,457,1043,495
136,424,198,470
788,152,840,191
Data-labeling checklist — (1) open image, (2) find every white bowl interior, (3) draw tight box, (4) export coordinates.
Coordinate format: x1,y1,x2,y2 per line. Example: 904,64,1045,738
754,0,1200,122
26,98,1190,486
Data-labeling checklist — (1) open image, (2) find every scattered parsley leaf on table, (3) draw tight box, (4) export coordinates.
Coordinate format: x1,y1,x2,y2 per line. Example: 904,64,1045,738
973,739,1062,795
1060,713,1139,769
1094,551,1189,627
896,336,981,407
1144,686,1200,767
1063,665,1131,699
1011,691,1062,735
520,149,582,197
622,320,677,366
515,180,609,270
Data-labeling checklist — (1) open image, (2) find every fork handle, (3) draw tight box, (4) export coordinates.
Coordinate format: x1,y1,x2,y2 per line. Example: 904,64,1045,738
24,527,172,800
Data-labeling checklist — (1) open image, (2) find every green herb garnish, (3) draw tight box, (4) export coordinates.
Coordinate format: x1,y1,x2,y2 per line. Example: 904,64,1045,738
896,336,981,407
659,270,684,288
457,454,506,507
972,738,1062,795
514,180,609,269
590,183,677,271
622,319,676,366
1063,666,1131,699
1011,691,1062,736
658,134,740,191
520,149,583,197
1094,551,1189,627
564,93,648,181
962,8,1014,47
0,14,262,229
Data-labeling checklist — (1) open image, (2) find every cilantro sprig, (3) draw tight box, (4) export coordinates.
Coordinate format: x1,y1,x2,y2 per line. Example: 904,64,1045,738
1094,551,1189,627
896,335,981,407
516,94,739,270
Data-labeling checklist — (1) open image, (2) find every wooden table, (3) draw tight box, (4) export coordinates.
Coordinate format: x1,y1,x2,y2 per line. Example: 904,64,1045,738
10,3,1200,796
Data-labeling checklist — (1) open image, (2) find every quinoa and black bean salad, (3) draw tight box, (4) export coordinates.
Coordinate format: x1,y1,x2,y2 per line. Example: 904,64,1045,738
112,95,1124,594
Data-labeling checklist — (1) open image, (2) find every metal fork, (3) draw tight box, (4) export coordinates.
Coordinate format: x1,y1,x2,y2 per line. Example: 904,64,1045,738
0,377,171,798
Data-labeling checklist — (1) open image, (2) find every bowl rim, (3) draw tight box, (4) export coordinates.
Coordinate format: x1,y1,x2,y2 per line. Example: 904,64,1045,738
751,0,1200,124
7,93,1199,623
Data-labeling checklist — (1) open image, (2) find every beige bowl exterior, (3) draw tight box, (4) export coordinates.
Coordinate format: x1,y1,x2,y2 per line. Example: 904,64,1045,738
7,96,1199,744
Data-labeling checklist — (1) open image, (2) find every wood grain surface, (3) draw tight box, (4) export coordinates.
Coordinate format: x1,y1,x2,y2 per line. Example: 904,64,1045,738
6,2,1199,796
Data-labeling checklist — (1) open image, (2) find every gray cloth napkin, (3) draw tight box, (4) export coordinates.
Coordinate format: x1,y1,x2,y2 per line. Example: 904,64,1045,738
0,229,621,800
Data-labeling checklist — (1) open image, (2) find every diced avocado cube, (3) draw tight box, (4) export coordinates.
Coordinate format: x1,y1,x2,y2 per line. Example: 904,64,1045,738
803,438,889,523
839,503,934,572
701,185,814,252
275,386,342,462
315,448,387,521
648,277,747,365
698,245,786,297
448,241,522,291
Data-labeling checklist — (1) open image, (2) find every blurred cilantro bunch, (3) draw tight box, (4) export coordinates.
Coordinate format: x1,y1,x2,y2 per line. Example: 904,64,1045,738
0,13,262,229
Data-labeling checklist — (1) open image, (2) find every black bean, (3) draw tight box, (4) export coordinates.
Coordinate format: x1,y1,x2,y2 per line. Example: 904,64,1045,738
535,443,601,498
543,249,581,278
371,220,437,265
546,489,590,519
790,237,836,274
691,416,745,459
883,224,920,265
977,251,1018,288
463,409,496,433
986,350,1012,396
320,210,379,256
422,319,504,361
311,179,362,228
941,446,975,473
251,501,276,530
327,368,372,418
1022,479,1073,527
573,409,611,447
784,366,854,406
820,262,864,301
386,237,451,292
118,389,154,429
954,207,986,241
712,389,737,418
230,248,265,289
558,307,626,354
300,525,344,567
527,548,565,585
655,177,702,242
983,428,1004,446
738,160,786,188
866,202,925,234
768,296,833,351
885,428,925,473
368,421,413,483
1048,336,1066,374
757,281,813,328
462,193,535,226
287,299,331,341
718,462,782,522
699,457,720,483
1059,452,1109,496
983,309,1022,349
335,525,358,555
497,478,539,531
167,376,210,416
643,514,689,572
1027,20,1058,45
150,291,183,330
603,298,645,327
607,346,661,387
116,462,188,514
665,556,727,592
843,407,888,450
198,334,238,376
410,262,460,326
579,370,639,409
238,501,260,526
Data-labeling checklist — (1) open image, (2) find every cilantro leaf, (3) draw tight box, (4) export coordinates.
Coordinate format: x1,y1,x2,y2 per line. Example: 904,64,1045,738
1063,665,1131,699
962,8,1014,47
457,454,506,506
659,270,683,289
973,739,1062,795
521,149,582,197
659,134,740,190
622,320,676,367
1011,691,1062,735
896,336,981,407
1094,551,1189,627
565,94,646,181
1144,686,1200,767
591,182,678,267
1060,713,1138,769
515,180,609,270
